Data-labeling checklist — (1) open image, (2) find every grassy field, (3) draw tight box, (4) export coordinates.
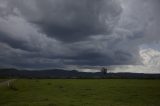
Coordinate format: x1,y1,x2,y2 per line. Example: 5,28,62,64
0,79,160,106
0,79,4,82
0,79,8,83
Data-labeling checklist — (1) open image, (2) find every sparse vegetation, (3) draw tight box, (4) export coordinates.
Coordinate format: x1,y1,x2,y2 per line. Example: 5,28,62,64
0,79,160,106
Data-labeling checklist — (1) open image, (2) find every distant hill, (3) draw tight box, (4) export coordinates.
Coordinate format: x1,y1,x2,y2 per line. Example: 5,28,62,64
0,68,160,79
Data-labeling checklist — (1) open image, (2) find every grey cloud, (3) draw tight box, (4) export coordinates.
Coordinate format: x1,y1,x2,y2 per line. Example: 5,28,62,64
0,42,67,69
0,0,160,70
11,0,122,42
119,0,160,43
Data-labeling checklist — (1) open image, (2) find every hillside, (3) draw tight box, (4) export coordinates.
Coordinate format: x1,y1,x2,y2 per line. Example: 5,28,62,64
0,68,160,79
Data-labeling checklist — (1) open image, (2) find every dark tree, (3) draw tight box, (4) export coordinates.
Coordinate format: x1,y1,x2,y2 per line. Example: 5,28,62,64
101,67,107,76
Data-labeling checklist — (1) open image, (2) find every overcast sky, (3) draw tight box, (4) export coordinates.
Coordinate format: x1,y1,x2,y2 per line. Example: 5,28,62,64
0,0,160,73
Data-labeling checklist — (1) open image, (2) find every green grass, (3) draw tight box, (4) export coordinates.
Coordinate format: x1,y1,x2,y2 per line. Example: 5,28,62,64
0,79,8,83
0,79,4,82
0,79,160,106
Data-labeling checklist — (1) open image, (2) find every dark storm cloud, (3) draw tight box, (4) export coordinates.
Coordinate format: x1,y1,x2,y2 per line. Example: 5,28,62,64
0,32,36,51
0,0,160,70
64,50,134,66
11,0,122,42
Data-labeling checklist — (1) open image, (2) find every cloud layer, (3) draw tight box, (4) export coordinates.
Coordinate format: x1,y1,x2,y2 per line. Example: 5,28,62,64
0,0,160,72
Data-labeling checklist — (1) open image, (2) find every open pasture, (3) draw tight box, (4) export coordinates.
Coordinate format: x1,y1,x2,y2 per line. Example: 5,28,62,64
0,79,160,106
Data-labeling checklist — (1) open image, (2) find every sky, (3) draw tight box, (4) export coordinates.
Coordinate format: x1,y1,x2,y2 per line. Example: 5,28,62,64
0,0,160,73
